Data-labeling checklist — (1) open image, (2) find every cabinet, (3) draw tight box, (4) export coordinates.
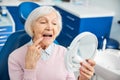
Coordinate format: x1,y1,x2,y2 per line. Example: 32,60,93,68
0,8,15,51
54,4,114,48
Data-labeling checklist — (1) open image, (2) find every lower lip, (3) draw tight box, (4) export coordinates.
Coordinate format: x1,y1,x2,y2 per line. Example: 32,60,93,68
43,37,52,40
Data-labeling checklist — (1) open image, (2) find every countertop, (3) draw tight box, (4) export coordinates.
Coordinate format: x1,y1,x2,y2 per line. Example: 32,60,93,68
55,3,115,18
0,0,55,6
0,0,115,18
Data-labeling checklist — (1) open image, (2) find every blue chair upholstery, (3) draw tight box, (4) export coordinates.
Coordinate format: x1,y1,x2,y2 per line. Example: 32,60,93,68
18,1,40,24
0,30,31,80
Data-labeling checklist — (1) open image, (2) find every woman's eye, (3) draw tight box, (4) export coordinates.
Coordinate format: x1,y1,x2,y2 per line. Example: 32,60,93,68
53,23,57,25
40,21,46,24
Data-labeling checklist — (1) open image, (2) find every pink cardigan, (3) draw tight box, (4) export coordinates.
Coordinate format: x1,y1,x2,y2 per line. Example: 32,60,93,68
8,43,76,80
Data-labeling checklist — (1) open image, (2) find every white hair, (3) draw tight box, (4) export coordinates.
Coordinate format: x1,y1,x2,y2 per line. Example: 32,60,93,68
25,6,62,37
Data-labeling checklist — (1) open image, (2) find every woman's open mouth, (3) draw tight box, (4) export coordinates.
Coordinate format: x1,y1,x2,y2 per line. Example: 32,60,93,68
42,33,53,40
43,34,53,37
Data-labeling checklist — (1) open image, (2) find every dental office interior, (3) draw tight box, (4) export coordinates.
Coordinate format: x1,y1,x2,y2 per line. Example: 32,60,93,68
0,0,120,80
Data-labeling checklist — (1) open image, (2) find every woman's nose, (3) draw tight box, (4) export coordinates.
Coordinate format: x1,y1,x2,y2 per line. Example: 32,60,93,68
46,23,53,30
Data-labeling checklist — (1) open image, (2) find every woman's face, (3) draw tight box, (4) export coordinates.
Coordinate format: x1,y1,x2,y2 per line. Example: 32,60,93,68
32,11,60,48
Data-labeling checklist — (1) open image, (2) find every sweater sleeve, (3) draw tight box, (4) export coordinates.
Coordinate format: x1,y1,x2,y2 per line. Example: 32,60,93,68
8,52,37,80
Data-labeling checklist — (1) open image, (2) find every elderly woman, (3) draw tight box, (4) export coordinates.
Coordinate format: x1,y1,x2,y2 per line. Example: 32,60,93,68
8,6,95,80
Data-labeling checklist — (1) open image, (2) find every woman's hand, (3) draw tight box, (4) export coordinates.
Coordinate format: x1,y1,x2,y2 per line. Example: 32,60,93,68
78,59,96,80
25,38,43,69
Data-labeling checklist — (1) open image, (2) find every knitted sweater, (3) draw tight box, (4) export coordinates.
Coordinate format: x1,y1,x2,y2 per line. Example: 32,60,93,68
8,43,76,80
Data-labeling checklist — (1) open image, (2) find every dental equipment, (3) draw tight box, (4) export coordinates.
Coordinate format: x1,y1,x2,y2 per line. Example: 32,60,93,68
102,38,107,51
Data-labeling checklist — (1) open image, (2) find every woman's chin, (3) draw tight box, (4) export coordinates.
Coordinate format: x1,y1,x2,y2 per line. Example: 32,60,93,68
42,39,53,45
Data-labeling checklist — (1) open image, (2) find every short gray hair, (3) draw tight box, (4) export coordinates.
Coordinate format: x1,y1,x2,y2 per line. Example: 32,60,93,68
25,6,62,37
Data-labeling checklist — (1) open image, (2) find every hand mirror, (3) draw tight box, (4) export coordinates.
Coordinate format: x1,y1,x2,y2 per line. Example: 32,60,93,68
65,32,98,72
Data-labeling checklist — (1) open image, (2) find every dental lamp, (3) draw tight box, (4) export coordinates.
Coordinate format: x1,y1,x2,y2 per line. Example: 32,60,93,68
65,32,98,73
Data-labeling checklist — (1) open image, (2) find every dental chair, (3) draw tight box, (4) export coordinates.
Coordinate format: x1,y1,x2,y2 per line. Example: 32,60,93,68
0,30,31,80
18,1,40,26
8,1,40,31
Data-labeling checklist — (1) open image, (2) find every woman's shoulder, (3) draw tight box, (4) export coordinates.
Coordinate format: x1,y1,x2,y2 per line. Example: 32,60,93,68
53,43,67,56
54,43,67,51
9,43,28,59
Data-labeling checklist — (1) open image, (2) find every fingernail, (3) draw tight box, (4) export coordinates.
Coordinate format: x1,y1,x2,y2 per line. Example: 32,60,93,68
86,59,89,62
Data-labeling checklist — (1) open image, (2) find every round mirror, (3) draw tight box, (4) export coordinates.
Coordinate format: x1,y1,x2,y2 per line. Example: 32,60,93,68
65,32,98,72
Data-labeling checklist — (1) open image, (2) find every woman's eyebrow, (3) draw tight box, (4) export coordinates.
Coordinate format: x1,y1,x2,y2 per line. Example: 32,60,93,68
37,17,47,21
53,18,59,23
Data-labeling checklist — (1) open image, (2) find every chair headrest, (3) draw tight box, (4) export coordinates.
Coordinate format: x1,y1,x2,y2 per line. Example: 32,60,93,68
18,1,40,24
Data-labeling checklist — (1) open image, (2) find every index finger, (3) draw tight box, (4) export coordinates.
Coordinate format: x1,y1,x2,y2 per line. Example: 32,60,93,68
33,38,43,46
